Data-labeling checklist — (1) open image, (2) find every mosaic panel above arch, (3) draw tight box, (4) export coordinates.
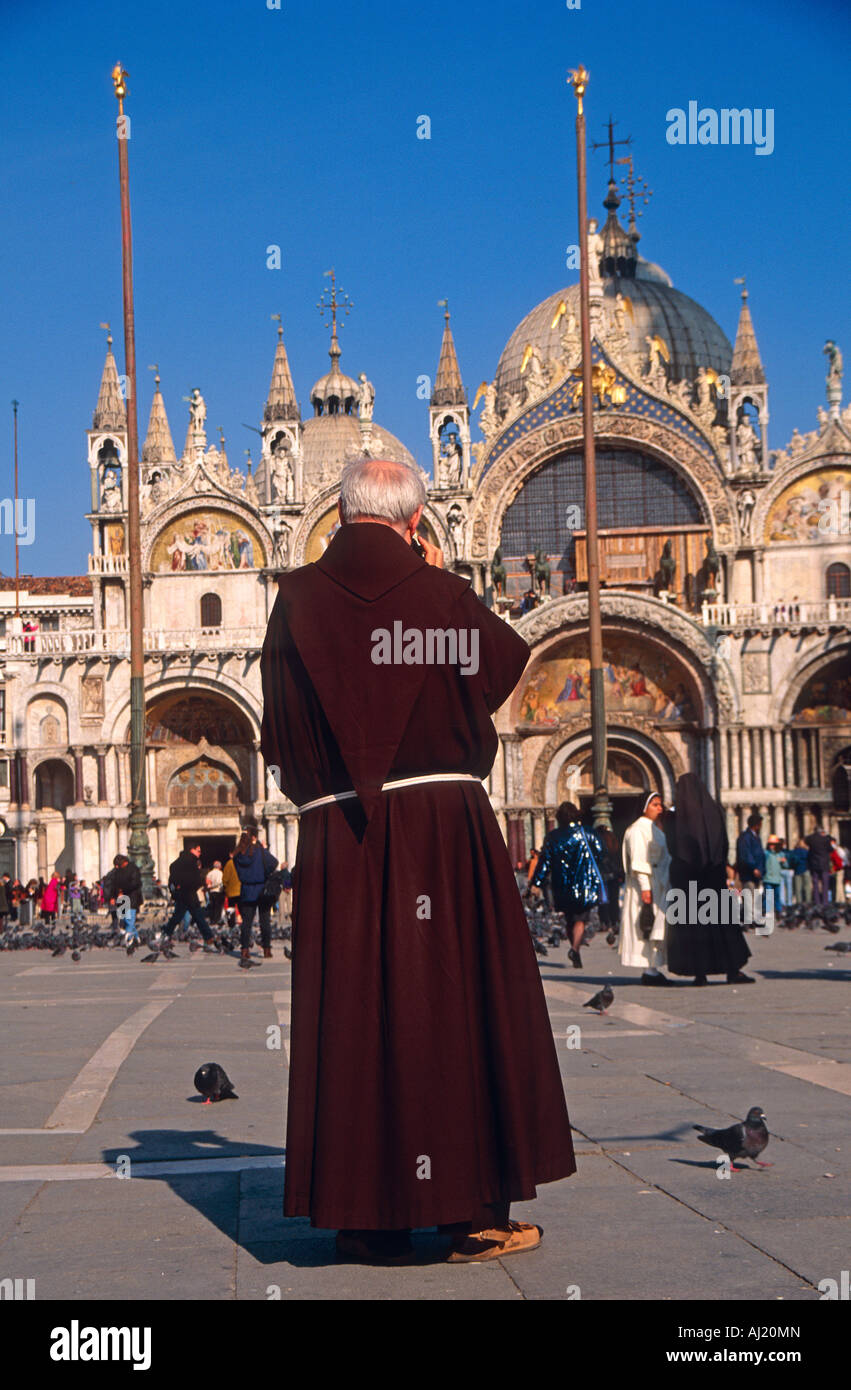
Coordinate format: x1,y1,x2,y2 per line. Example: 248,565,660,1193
514,634,700,729
790,654,851,726
764,466,851,544
149,509,266,572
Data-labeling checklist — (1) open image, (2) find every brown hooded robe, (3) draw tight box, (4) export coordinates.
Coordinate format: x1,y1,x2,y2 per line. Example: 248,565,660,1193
260,522,575,1230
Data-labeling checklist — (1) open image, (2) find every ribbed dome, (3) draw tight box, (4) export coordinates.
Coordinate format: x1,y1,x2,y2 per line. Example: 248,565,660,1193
301,414,416,489
310,360,360,416
495,276,732,406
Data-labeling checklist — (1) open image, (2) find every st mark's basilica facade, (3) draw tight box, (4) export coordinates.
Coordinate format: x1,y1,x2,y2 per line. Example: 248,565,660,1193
2,176,850,883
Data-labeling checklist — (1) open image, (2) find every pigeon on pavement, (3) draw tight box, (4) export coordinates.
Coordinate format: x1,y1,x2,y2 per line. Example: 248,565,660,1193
694,1106,771,1168
194,1062,238,1103
583,983,614,1014
140,950,160,964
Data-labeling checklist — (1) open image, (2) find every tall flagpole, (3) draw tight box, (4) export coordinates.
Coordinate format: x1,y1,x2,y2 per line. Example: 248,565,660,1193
11,400,21,618
568,67,612,832
112,63,154,893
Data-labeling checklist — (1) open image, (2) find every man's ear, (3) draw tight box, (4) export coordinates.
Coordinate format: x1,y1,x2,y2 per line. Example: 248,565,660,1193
407,504,424,537
337,499,344,526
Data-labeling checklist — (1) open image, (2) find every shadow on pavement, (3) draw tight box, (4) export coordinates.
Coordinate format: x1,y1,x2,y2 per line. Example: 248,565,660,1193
100,1130,452,1267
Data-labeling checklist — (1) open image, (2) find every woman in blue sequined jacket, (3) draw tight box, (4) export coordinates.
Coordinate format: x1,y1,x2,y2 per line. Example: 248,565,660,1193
530,802,606,971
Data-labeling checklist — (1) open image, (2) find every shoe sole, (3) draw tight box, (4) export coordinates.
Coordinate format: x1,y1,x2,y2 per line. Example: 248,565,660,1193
446,1225,543,1263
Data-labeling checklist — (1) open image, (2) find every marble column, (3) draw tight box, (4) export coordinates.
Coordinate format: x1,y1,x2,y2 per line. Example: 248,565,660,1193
784,730,795,789
532,811,545,849
9,755,18,805
73,821,84,874
719,727,729,792
741,728,752,789
74,749,84,803
284,817,298,865
36,822,48,880
96,746,108,803
156,822,169,882
97,820,109,879
725,806,738,849
266,816,280,858
785,804,797,846
18,754,30,807
731,730,741,790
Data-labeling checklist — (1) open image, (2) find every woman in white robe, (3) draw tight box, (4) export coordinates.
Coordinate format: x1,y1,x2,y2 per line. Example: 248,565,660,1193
620,791,671,983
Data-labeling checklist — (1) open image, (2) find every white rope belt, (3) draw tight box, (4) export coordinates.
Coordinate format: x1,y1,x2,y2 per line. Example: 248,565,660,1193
297,772,481,815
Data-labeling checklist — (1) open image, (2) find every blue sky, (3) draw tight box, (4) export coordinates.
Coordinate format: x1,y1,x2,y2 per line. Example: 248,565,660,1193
1,0,849,575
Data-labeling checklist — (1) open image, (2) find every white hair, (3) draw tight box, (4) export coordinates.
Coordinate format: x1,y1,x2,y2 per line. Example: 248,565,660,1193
339,456,426,524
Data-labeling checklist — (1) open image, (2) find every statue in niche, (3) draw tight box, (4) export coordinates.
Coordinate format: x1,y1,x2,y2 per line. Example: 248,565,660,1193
271,436,295,502
736,416,761,471
447,503,467,555
438,428,463,489
737,489,756,541
272,521,291,569
101,469,122,512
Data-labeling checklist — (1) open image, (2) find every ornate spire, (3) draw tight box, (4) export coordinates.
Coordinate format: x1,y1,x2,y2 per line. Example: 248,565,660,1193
598,178,637,279
92,326,127,430
730,280,765,385
142,367,176,463
264,316,299,422
431,302,467,407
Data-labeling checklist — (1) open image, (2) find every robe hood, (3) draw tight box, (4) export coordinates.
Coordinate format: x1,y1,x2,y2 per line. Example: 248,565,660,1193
273,522,472,824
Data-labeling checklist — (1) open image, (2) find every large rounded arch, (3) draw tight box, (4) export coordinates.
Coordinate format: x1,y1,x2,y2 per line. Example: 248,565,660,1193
511,592,737,725
470,413,735,561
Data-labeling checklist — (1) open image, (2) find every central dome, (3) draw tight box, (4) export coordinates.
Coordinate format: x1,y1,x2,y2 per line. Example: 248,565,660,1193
496,277,732,406
495,184,732,405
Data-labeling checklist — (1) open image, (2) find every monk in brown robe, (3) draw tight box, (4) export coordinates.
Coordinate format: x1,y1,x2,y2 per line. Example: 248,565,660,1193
260,457,575,1263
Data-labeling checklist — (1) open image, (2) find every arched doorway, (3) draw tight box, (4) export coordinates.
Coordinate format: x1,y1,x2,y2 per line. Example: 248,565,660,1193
34,759,74,877
140,690,256,876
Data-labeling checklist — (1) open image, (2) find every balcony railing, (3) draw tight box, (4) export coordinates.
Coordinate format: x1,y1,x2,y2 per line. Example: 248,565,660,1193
6,626,269,657
88,554,129,574
701,598,851,630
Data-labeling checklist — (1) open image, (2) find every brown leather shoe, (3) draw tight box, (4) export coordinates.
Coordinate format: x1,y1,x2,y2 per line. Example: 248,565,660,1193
446,1220,543,1263
335,1230,414,1265
263,947,273,958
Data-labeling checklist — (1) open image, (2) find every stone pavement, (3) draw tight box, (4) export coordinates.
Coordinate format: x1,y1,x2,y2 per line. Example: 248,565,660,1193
0,925,848,1302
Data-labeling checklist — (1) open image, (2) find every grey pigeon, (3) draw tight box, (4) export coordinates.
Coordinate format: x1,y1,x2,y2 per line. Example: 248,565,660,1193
583,983,614,1014
194,1062,238,1103
694,1106,771,1168
140,950,160,964
825,942,851,953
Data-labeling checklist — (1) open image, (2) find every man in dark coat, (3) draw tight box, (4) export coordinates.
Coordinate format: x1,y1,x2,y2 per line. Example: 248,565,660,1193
806,824,833,905
261,457,575,1264
107,853,143,940
162,845,215,949
736,813,765,886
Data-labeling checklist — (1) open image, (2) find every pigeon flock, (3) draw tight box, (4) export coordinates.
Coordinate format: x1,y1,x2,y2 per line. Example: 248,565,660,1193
0,915,292,960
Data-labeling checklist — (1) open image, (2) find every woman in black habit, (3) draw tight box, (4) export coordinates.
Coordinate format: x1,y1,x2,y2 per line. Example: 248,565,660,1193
665,773,753,985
